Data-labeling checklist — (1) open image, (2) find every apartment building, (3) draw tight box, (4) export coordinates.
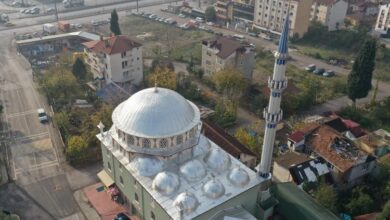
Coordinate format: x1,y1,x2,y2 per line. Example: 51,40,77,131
310,0,348,31
253,0,313,38
82,35,143,85
375,3,390,36
201,36,255,80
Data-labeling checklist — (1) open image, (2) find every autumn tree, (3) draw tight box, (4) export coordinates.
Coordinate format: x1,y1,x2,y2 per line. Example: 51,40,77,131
314,181,337,212
347,38,377,106
147,67,177,90
72,57,87,81
110,9,121,36
66,135,88,161
234,127,262,157
212,67,247,102
150,58,175,73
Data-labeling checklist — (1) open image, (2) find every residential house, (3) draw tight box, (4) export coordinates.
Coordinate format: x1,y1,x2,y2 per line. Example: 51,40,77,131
202,118,258,168
273,151,331,186
351,1,380,16
356,129,390,157
201,36,255,80
215,0,234,24
310,0,349,31
253,0,313,38
82,35,143,86
288,117,376,188
375,3,390,36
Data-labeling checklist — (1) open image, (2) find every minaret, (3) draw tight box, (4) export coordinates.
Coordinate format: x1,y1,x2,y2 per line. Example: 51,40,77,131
258,10,289,178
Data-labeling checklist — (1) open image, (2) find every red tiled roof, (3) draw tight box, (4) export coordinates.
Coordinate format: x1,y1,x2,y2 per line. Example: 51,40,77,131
288,131,305,143
83,35,142,55
353,213,379,220
307,126,356,172
202,119,257,158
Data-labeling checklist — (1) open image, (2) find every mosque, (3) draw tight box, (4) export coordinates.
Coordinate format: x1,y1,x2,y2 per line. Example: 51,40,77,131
96,9,339,220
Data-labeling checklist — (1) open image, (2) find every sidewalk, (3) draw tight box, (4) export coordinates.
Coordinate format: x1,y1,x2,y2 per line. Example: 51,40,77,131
73,188,101,220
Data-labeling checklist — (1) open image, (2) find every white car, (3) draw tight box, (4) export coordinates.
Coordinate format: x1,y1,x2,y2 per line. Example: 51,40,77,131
76,23,83,28
178,13,185,18
37,108,48,123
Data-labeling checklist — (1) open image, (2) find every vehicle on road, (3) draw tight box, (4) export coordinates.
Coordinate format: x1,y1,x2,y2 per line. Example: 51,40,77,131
149,14,157,19
30,7,40,14
76,23,83,28
63,0,84,8
323,70,335,77
248,32,258,37
43,23,57,34
178,13,186,18
46,8,55,13
305,64,316,72
114,213,130,220
58,20,70,32
37,108,48,123
313,68,325,75
32,32,40,38
195,17,204,23
233,34,245,41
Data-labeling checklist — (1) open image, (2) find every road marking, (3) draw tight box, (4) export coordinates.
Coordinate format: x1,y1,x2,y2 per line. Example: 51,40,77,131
14,132,49,141
15,160,59,174
6,109,37,118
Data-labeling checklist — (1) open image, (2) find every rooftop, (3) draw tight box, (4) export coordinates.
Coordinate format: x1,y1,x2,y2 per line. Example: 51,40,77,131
83,35,142,55
313,0,338,6
274,151,312,169
16,31,100,46
288,131,305,143
202,36,248,59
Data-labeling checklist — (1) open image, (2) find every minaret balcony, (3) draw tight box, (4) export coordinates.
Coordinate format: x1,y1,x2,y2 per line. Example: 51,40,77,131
274,51,289,60
268,77,288,91
263,109,283,123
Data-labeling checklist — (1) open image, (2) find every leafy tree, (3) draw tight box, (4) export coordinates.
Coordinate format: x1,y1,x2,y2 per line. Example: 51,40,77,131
91,104,113,130
345,187,374,216
205,6,216,22
314,181,337,212
66,135,88,161
147,67,177,90
347,38,377,106
234,127,261,157
151,58,175,73
53,111,72,140
212,67,247,102
376,200,390,220
72,58,87,81
110,9,121,36
213,99,237,127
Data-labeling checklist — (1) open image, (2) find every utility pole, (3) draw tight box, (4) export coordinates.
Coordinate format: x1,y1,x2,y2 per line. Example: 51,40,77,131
136,0,139,12
54,0,59,22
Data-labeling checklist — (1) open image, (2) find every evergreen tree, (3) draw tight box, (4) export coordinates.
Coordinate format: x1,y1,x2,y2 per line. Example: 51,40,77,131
110,9,121,36
347,38,377,106
72,58,87,81
205,6,216,22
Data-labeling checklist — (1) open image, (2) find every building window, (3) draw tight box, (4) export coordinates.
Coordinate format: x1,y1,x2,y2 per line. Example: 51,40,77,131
137,57,140,60
121,51,127,58
159,138,168,148
123,71,129,79
104,53,107,58
135,193,139,203
128,136,134,145
122,61,128,69
120,176,124,185
107,162,111,171
151,211,155,220
176,135,183,145
143,139,151,148
119,163,123,172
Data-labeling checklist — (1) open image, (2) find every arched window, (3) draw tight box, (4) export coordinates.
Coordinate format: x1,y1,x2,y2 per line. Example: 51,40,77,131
159,139,168,148
176,135,183,145
151,211,155,220
143,139,151,148
128,135,134,145
120,176,124,185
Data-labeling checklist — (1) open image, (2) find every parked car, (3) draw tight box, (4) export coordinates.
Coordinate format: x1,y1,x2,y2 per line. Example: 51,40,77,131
32,32,40,38
114,213,130,220
149,14,157,19
46,8,55,13
178,13,185,18
75,23,83,28
195,17,204,23
248,32,258,37
37,108,48,123
313,68,325,75
323,70,335,77
91,20,99,26
305,64,316,72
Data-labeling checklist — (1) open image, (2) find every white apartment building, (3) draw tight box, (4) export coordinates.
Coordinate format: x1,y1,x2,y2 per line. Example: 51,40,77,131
375,3,390,35
83,35,143,85
310,0,348,31
253,0,313,38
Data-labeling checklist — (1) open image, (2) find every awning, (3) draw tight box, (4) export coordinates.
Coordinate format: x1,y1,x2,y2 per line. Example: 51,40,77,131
97,170,114,188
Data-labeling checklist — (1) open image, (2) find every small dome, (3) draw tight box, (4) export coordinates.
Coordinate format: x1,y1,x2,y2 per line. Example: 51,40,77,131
152,172,180,195
129,156,164,177
112,87,200,138
227,167,250,187
180,160,206,182
192,136,211,157
173,192,199,214
202,179,225,199
204,148,231,172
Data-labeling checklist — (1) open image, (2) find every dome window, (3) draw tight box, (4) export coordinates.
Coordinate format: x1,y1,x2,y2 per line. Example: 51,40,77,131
143,139,151,148
159,138,168,148
176,135,183,145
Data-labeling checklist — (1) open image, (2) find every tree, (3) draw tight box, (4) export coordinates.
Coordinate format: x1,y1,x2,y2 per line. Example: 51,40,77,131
110,9,121,36
347,38,377,106
53,111,72,140
345,187,375,216
72,57,87,81
147,67,177,90
234,127,261,157
314,181,337,212
205,6,216,22
150,58,175,73
212,67,247,102
66,135,88,161
376,200,390,220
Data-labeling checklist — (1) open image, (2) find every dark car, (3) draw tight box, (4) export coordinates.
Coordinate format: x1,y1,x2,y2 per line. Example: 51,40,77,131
313,68,325,75
114,213,130,220
248,32,258,37
323,70,335,77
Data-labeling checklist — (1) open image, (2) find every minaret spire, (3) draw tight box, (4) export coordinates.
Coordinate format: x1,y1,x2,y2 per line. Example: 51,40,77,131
257,4,290,179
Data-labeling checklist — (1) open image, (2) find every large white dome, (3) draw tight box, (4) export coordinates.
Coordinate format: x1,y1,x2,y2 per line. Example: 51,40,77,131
112,87,200,138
